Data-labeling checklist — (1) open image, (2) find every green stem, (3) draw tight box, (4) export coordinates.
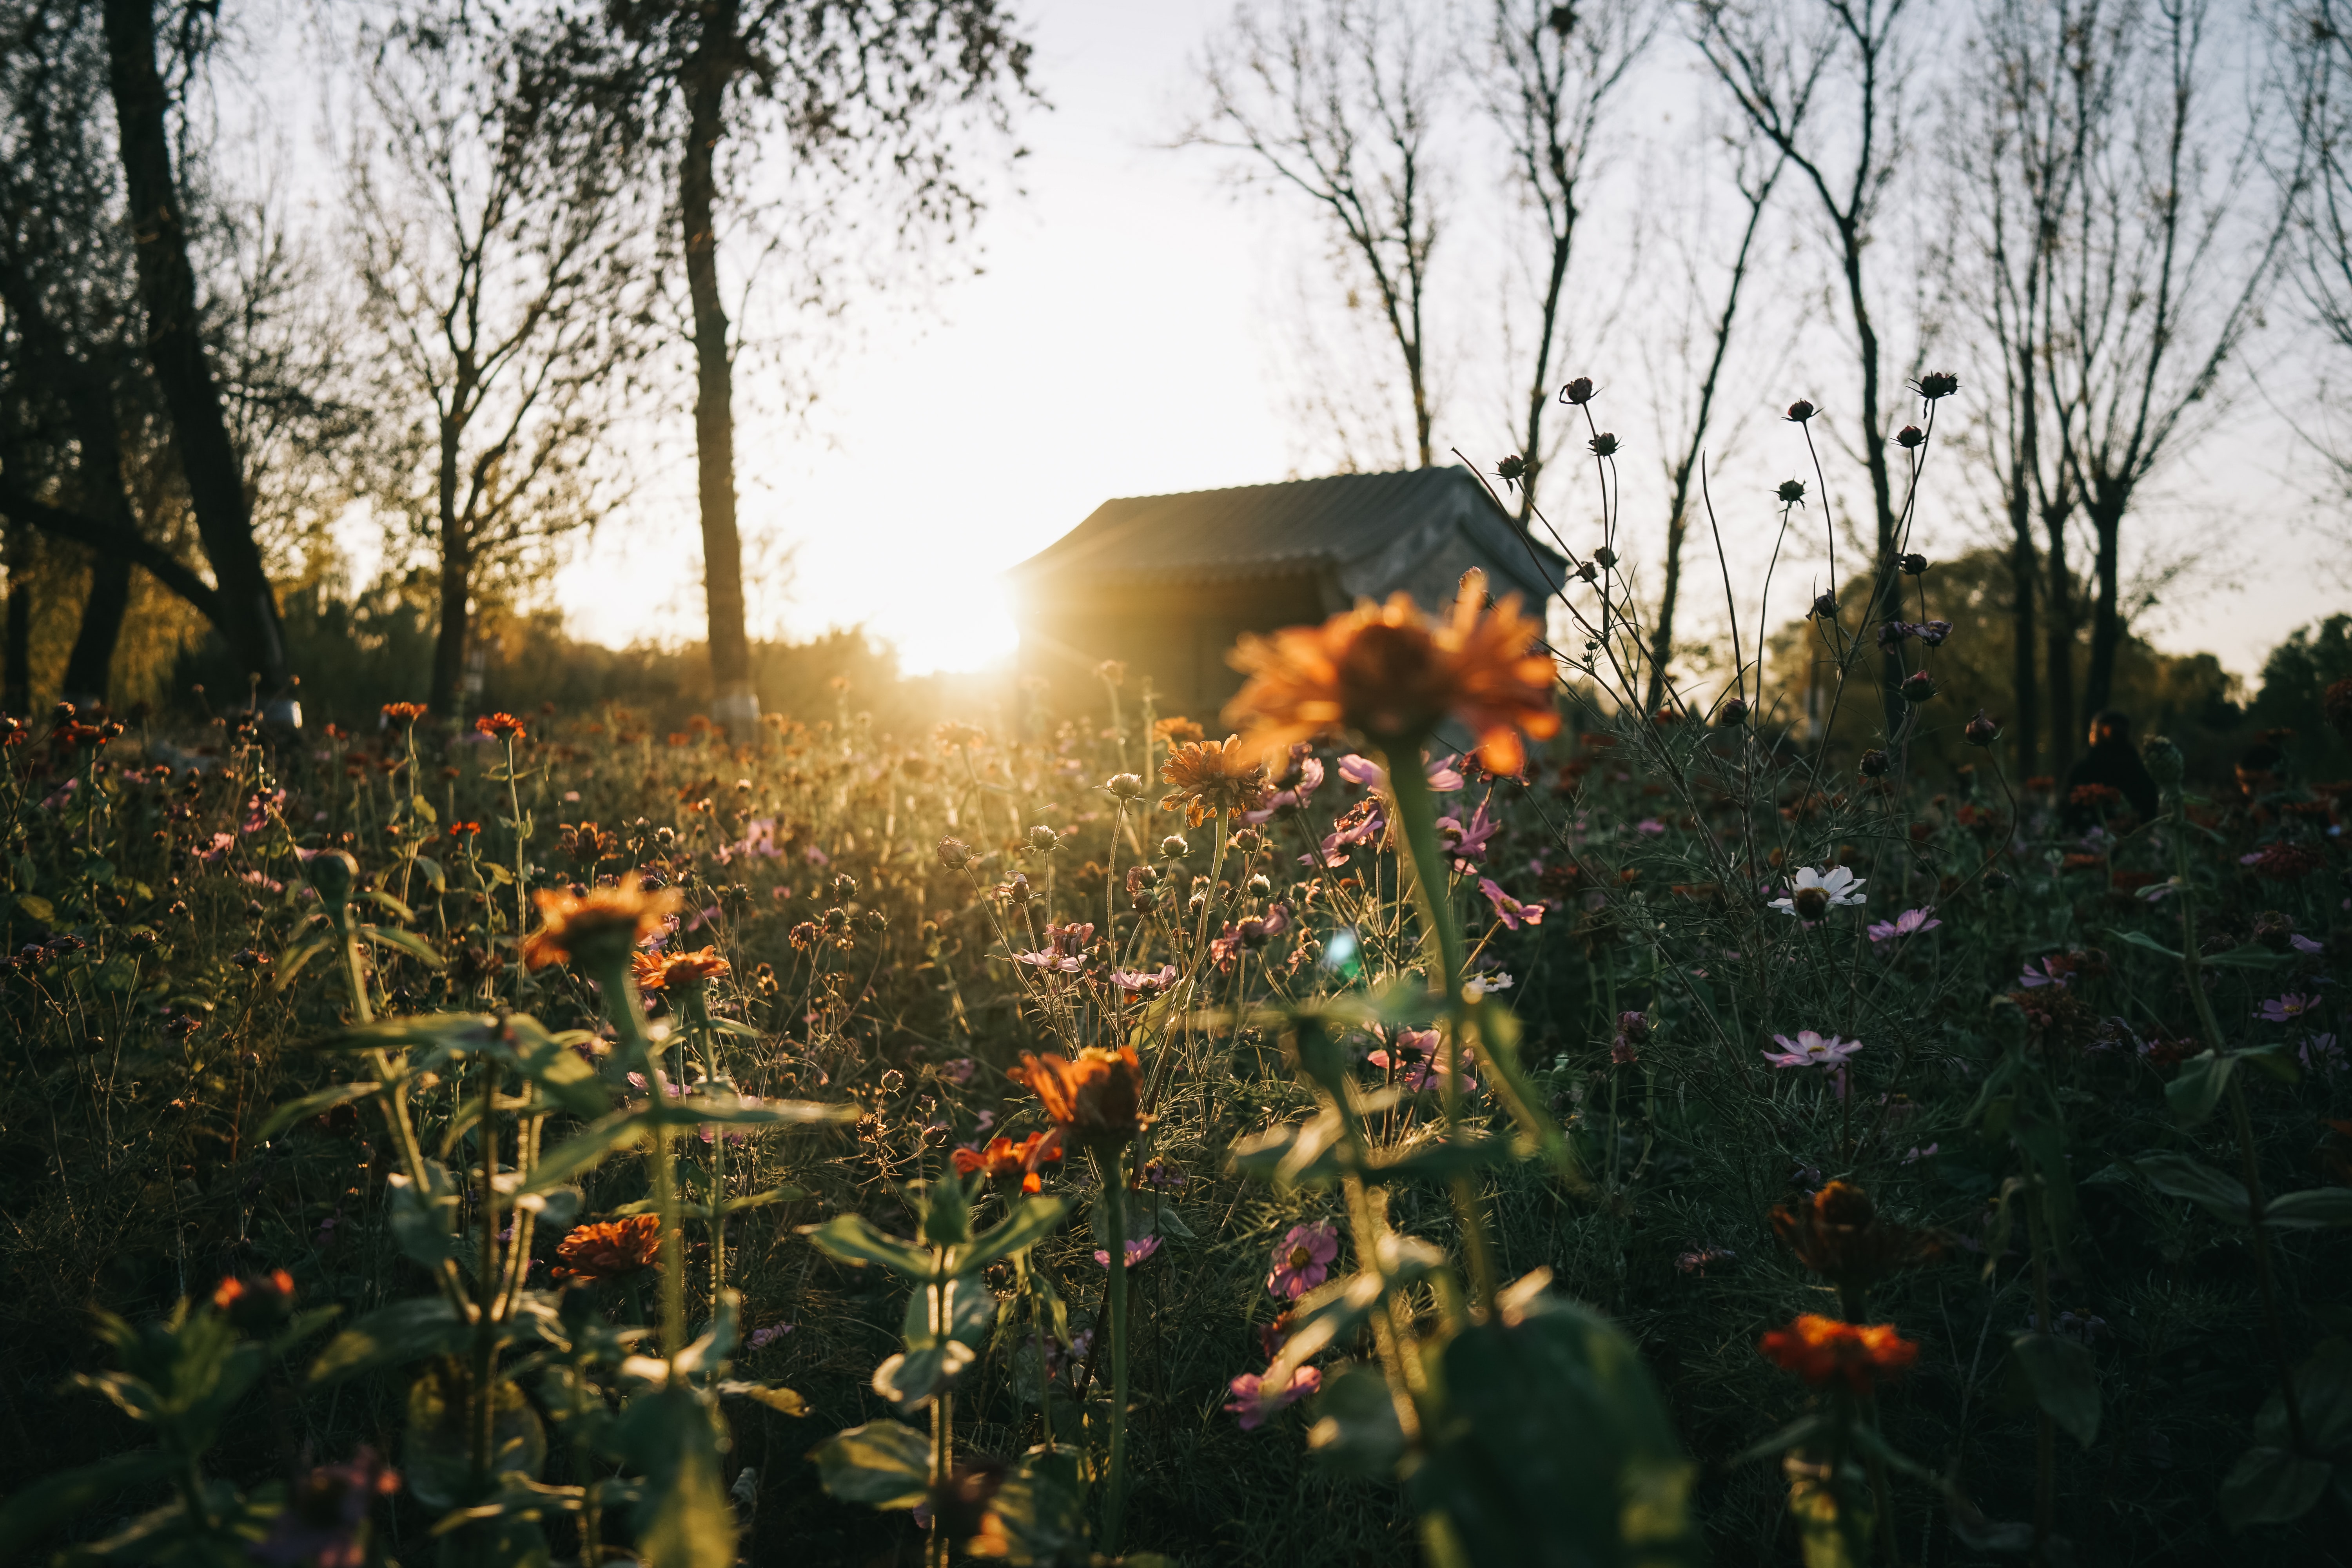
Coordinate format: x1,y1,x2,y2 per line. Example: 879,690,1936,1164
1098,1149,1132,1556
2026,1195,2056,1559
471,1067,501,1492
591,953,684,1359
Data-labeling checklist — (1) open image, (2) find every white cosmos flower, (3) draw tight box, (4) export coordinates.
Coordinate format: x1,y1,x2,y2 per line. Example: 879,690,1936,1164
1769,864,1867,916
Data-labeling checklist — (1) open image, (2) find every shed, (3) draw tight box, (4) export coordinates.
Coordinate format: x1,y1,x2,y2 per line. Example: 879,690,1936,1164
1006,466,1567,719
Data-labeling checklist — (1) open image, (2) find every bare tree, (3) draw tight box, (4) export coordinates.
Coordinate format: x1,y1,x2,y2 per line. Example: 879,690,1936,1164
1192,0,1452,469
602,0,1034,736
1479,0,1654,517
1695,0,1924,738
344,5,657,716
2284,0,2352,568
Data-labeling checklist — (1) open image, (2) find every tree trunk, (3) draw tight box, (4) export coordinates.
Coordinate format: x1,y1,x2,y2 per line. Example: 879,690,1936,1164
2081,503,2123,719
3,528,30,715
1518,227,1573,519
682,9,755,738
62,550,132,708
2043,503,2076,773
2007,495,2040,779
1836,225,1904,742
430,549,471,718
101,0,289,703
1646,505,1689,717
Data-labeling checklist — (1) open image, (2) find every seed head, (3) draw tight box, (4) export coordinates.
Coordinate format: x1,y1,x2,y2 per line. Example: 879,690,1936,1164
1561,375,1595,405
1161,834,1189,860
1859,749,1891,778
1588,432,1620,458
1717,697,1749,727
1785,399,1817,423
1964,709,2000,747
1899,552,1928,575
1593,546,1617,569
1900,671,1938,704
1777,479,1806,505
2141,735,2185,789
1914,371,1961,400
1105,772,1145,801
1895,425,1926,450
1028,824,1062,853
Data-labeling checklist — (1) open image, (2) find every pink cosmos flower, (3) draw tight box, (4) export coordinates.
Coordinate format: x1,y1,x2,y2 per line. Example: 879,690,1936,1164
1111,964,1180,995
2018,957,2069,989
2259,994,2320,1024
2301,1034,2343,1074
1867,907,1942,943
1368,1028,1475,1092
1439,802,1503,868
1094,1236,1162,1268
1336,754,1385,787
1478,878,1544,930
1635,818,1667,837
1225,1364,1322,1430
1761,1031,1862,1070
2291,933,2325,955
1266,1222,1340,1299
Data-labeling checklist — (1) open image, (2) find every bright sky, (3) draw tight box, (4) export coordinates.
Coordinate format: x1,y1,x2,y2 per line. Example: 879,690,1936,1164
309,0,2342,686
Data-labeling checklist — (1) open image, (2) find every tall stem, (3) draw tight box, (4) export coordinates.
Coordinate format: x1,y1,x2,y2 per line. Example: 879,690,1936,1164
1098,1148,1132,1555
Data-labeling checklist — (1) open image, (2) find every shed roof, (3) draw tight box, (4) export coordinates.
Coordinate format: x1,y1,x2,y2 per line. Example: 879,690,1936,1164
1007,466,1566,603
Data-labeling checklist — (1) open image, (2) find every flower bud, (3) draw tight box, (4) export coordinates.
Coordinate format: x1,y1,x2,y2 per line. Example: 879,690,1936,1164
1576,561,1599,583
1593,546,1617,569
1898,552,1928,575
1028,825,1060,853
1247,873,1273,898
1105,773,1144,801
1810,593,1839,621
2252,910,2296,953
1717,697,1749,727
1785,399,1817,423
1496,454,1530,484
1964,709,2000,748
1777,479,1806,505
1561,375,1595,405
1900,672,1937,704
1895,425,1926,450
1588,432,1620,457
1160,834,1189,860
1915,371,1961,400
1859,749,1891,778
937,836,971,870
2141,735,2185,789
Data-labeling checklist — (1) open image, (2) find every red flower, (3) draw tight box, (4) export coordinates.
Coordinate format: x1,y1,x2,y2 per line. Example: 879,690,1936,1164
474,713,527,743
1759,1314,1918,1391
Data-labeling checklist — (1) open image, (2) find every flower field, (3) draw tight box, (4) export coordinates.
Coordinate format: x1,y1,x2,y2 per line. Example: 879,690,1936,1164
2,457,2350,1567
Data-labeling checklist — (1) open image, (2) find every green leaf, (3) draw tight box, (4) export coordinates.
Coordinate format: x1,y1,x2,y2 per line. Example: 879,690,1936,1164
977,1447,1092,1561
2010,1334,2100,1446
873,1341,977,1412
801,1214,937,1279
410,794,438,826
2218,1446,2332,1530
521,1111,656,1194
918,1175,973,1248
2104,928,2183,961
271,933,334,991
359,924,445,968
610,1385,736,1568
386,1161,461,1270
644,1095,857,1130
2257,1340,2352,1456
2204,943,2292,970
308,1298,471,1384
254,1081,379,1142
359,889,416,923
959,1196,1074,1272
1305,1363,1407,1479
0,1448,177,1553
809,1419,933,1510
2131,1152,2251,1222
718,1381,809,1417
1367,1130,1519,1182
2165,1053,2235,1127
13,894,54,923
1228,1111,1353,1189
2263,1189,2352,1230
413,852,446,892
901,1277,996,1354
404,1357,547,1511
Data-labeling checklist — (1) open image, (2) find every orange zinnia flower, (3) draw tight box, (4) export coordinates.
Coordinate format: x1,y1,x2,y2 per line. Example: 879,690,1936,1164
631,946,731,991
211,1268,297,1330
475,712,527,742
381,701,428,725
951,1132,1065,1192
1225,568,1559,775
1159,736,1275,826
1009,1045,1149,1149
553,1215,663,1283
1759,1314,1919,1391
522,880,681,971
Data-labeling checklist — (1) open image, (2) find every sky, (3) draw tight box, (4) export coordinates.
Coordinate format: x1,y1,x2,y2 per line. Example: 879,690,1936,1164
304,0,2345,688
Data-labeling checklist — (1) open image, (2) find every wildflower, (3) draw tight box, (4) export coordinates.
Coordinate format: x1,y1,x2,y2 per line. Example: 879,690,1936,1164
1225,569,1559,776
1588,431,1620,457
1811,592,1840,621
474,712,526,743
2017,955,2073,989
211,1269,297,1331
631,946,730,991
250,1446,399,1568
1675,1247,1736,1276
1866,907,1940,943
553,1214,663,1283
1858,749,1891,778
1785,399,1816,422
1478,878,1544,930
1717,696,1750,726
2301,1034,2344,1074
1612,1010,1648,1065
1762,1031,1862,1070
1159,736,1274,826
1009,1045,1148,1149
1760,1314,1920,1392
2292,933,2326,955
1964,710,2000,747
1266,1222,1340,1299
1635,817,1666,837
1562,375,1595,404
1770,865,1867,920
747,1325,795,1350
1225,1365,1323,1430
1900,671,1937,704
1111,964,1179,997
523,881,681,971
1777,478,1808,505
953,1133,1063,1193
1895,425,1926,449
2246,843,2324,880
1093,1236,1162,1268
1104,771,1145,801
1915,619,1951,645
2258,994,2321,1024
1462,971,1514,1000
1770,1181,1939,1290
380,702,427,726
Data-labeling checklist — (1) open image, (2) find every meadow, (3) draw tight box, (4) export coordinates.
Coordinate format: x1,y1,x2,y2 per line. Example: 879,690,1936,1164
1,411,2349,1568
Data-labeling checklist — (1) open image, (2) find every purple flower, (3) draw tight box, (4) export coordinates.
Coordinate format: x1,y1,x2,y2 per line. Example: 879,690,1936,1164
2300,1034,2344,1074
2018,957,2069,989
1635,818,1667,837
250,1447,399,1567
1093,1236,1162,1268
1439,802,1503,867
1225,1364,1322,1430
1866,906,1942,943
1762,1031,1862,1070
2291,933,2325,955
747,1324,795,1350
1111,964,1180,995
1266,1222,1340,1299
1336,754,1385,786
938,1058,976,1084
1478,878,1544,931
2259,994,2320,1024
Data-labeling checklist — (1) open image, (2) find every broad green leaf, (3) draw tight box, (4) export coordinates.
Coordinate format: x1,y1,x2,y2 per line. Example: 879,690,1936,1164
873,1341,976,1411
404,1358,546,1512
2104,928,2183,962
2263,1189,2352,1230
976,1448,1092,1561
611,1385,736,1568
2218,1446,2332,1530
900,1277,996,1354
718,1381,809,1417
959,1196,1074,1272
360,924,445,968
271,933,335,991
255,1081,379,1142
412,852,446,892
2132,1152,2251,1222
801,1214,936,1279
2204,943,2292,970
308,1298,471,1384
387,1162,461,1270
2165,1052,2235,1127
2010,1334,2100,1446
809,1419,932,1509
359,889,416,923
918,1175,973,1248
1305,1363,1407,1479
0,1448,177,1552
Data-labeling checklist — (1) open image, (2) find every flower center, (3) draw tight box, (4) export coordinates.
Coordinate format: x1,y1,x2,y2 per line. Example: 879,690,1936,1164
1287,1246,1313,1270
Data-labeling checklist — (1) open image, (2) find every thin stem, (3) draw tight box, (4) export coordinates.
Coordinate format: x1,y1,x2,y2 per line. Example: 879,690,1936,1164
1098,1147,1132,1556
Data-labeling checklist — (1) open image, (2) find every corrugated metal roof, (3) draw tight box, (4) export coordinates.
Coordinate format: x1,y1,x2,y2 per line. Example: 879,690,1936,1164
1008,466,1564,595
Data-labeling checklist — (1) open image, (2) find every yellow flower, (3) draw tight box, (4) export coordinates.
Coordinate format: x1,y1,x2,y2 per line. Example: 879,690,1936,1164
522,880,680,971
631,946,731,991
1158,736,1274,826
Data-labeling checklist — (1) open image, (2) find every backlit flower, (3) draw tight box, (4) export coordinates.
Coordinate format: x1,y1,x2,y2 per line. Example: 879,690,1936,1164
1158,736,1274,826
380,702,427,726
1762,1031,1861,1070
2259,994,2320,1024
952,1132,1063,1193
211,1269,297,1331
1759,1314,1918,1391
1225,569,1559,775
474,712,527,743
1478,878,1544,930
523,880,681,971
1769,865,1867,920
553,1214,662,1282
1094,1236,1163,1268
1009,1045,1148,1148
1225,1364,1322,1430
1266,1221,1339,1299
1866,907,1940,943
631,946,731,991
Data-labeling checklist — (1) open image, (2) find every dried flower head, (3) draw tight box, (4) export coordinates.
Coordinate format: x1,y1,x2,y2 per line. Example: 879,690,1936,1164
1964,709,2000,747
1895,425,1926,450
1759,1314,1919,1391
1777,479,1807,505
1009,1045,1149,1149
1785,399,1817,423
1159,737,1274,826
1225,569,1559,775
554,1214,663,1283
1913,371,1961,400
632,946,730,991
523,880,681,971
1769,1181,1939,1290
1588,431,1620,457
1561,375,1595,405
